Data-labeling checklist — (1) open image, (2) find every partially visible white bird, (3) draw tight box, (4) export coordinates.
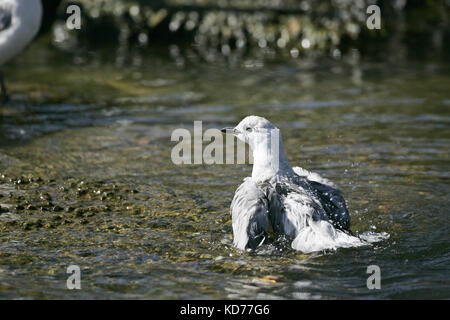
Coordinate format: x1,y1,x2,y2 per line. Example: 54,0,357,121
0,0,42,104
222,115,365,253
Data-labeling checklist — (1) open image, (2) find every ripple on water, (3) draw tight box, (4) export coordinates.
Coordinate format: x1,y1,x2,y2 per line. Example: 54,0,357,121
0,51,449,299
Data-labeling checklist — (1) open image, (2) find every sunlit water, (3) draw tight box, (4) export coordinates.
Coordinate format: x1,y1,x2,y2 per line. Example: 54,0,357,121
0,41,449,299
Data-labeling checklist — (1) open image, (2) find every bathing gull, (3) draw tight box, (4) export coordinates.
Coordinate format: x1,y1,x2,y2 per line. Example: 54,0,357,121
222,116,364,253
0,0,42,104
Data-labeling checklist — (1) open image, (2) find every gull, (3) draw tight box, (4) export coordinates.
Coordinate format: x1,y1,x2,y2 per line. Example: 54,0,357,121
222,116,365,253
0,0,42,104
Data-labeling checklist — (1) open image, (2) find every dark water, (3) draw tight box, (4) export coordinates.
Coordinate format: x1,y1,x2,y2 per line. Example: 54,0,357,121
0,40,449,299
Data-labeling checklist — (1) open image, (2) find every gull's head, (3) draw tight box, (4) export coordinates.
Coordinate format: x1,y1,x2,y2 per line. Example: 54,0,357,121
221,115,278,150
222,115,293,180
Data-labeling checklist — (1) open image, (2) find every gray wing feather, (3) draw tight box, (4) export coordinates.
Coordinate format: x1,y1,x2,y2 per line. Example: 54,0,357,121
292,166,336,188
309,181,350,230
0,4,12,32
263,179,327,239
292,167,350,230
230,178,271,250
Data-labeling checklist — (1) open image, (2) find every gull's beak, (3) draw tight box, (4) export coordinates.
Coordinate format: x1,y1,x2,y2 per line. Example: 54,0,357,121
221,127,239,135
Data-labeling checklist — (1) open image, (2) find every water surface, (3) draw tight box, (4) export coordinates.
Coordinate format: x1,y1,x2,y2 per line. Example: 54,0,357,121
0,41,449,299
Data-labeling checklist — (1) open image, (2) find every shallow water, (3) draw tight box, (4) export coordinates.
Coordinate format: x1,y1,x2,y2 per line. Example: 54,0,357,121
0,41,449,299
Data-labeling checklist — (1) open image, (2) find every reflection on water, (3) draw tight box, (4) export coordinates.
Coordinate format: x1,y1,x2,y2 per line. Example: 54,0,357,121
0,41,449,299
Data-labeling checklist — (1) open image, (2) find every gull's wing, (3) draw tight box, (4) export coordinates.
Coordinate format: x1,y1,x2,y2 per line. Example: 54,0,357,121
263,179,327,238
309,180,350,230
264,177,358,253
292,166,350,230
0,3,12,33
230,178,271,250
292,166,336,188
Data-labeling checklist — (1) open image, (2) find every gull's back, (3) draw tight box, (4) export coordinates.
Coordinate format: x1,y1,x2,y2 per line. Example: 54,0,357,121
263,173,350,234
230,169,353,252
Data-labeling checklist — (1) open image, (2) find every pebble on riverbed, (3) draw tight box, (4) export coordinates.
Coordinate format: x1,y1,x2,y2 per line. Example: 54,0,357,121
0,173,148,231
0,173,222,239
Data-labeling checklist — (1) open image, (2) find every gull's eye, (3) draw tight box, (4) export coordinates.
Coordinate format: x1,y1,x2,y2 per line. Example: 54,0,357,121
245,127,252,132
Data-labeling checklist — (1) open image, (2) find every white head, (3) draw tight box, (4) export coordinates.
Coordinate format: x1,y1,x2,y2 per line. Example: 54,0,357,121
221,115,277,150
222,115,294,181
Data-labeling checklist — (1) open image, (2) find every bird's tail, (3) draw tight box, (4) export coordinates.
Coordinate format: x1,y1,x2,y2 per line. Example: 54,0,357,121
291,220,366,253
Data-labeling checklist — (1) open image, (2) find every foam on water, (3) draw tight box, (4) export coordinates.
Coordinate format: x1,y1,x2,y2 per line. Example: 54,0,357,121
358,231,391,243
